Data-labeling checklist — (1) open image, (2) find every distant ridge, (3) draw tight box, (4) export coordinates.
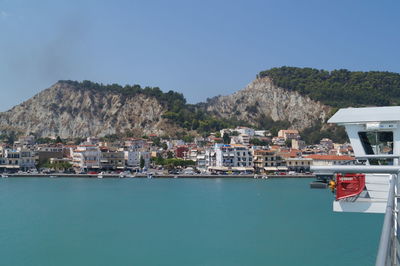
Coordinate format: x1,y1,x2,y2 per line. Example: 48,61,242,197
1,67,399,143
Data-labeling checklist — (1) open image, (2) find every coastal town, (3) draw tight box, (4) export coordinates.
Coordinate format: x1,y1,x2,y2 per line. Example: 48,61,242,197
0,126,354,177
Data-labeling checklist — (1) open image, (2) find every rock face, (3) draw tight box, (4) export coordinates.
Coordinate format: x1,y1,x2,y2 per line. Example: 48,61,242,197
204,76,331,130
0,76,332,138
0,82,177,138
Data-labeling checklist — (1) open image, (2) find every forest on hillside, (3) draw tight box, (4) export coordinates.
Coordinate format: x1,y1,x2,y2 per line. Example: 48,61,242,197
259,66,400,107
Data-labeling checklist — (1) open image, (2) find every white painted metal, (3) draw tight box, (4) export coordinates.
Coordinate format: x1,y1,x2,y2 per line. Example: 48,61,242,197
328,106,400,124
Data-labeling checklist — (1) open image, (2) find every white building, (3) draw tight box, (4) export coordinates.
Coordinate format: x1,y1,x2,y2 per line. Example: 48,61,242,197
230,134,250,146
124,150,150,168
0,148,36,171
205,148,216,168
73,145,101,170
255,130,268,137
215,144,253,168
235,127,255,137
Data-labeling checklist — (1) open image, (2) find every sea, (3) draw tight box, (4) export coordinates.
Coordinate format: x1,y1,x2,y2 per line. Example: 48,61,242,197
0,177,382,266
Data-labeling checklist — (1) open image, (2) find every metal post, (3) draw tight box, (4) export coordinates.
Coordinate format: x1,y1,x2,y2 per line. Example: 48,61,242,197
394,173,398,266
376,176,395,266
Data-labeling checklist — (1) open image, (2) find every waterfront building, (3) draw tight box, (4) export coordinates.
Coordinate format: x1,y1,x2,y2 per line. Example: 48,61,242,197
124,150,150,168
215,144,253,168
285,157,313,172
253,149,283,173
100,148,125,170
72,145,101,171
0,148,36,171
204,148,216,168
36,145,63,165
304,154,355,166
196,153,207,171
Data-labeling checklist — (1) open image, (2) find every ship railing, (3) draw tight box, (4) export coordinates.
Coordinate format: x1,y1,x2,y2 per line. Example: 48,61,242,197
310,165,400,266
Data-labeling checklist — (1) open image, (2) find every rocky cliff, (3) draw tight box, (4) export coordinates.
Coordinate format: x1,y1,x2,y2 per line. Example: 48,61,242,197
0,82,179,138
0,75,332,138
204,76,331,130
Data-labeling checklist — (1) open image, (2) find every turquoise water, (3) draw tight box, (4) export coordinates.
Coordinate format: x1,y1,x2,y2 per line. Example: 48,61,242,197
0,178,382,266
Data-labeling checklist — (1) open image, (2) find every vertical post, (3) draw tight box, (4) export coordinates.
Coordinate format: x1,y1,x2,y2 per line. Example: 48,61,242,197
376,176,396,266
394,173,398,266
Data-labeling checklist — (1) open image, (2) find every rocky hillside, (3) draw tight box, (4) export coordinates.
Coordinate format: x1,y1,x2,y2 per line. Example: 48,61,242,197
204,76,331,130
0,81,181,138
2,67,397,140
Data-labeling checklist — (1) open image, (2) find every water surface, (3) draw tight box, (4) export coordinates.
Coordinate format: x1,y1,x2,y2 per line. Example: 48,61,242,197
0,178,382,266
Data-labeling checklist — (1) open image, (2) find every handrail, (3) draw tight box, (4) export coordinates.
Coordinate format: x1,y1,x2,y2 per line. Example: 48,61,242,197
356,155,400,159
311,165,400,174
375,175,396,266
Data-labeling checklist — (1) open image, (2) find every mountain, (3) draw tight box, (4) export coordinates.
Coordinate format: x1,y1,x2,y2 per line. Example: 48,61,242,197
203,76,331,131
1,67,400,142
0,81,184,138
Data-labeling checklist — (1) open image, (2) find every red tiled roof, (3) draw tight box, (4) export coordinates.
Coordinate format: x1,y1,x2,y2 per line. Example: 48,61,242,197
304,155,355,161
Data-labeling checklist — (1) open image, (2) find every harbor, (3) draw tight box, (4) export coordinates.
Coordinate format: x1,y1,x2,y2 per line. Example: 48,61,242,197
1,173,315,178
0,177,381,266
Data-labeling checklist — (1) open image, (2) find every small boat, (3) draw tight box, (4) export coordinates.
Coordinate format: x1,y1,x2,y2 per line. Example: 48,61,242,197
1,174,8,178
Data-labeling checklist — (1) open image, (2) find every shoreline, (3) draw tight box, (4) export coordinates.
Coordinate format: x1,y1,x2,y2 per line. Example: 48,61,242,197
1,173,316,179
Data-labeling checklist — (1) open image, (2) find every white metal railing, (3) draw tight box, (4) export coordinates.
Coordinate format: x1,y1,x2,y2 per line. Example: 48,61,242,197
375,175,396,266
311,165,400,266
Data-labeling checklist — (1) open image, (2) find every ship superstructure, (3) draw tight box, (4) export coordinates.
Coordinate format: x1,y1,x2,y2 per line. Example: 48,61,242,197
311,106,400,266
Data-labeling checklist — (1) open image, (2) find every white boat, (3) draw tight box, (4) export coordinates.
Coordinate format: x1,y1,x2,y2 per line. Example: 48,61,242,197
1,174,8,178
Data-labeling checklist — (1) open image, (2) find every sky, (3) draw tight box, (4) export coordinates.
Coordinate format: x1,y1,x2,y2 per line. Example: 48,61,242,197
0,0,399,111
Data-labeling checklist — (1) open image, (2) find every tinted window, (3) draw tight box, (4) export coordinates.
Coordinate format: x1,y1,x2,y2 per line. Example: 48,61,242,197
358,131,393,155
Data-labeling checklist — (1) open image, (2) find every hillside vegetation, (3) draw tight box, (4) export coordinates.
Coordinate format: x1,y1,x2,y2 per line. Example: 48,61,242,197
259,67,400,107
61,80,245,135
4,67,399,144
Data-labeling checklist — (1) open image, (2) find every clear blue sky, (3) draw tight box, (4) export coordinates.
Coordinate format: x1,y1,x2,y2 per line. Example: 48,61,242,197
0,0,399,111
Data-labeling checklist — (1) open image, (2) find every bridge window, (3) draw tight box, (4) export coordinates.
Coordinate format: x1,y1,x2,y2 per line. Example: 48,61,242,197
358,131,393,155
359,131,393,165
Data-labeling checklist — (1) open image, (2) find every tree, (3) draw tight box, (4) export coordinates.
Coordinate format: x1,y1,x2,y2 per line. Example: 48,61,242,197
161,143,168,150
223,133,230,144
249,138,269,146
140,156,145,168
285,139,292,148
55,136,63,144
